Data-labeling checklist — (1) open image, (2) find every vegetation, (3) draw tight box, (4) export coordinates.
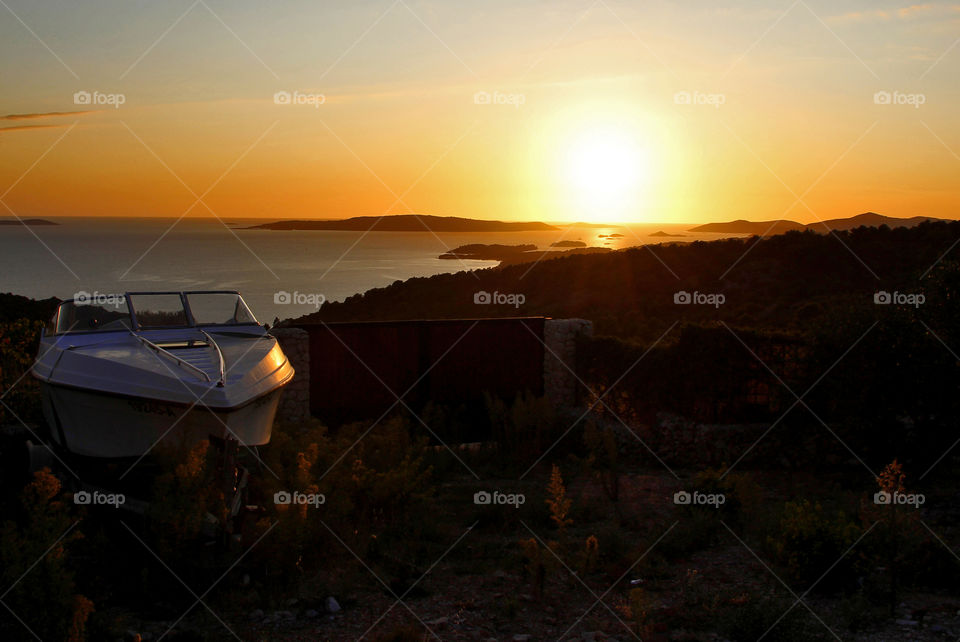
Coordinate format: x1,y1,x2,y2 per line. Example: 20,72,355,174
2,226,959,639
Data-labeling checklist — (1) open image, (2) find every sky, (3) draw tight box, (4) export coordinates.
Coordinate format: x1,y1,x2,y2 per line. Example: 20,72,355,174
0,0,958,224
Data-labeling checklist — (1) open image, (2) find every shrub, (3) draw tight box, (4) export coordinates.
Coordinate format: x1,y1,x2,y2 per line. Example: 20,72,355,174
486,392,562,471
691,467,761,528
148,440,226,557
0,469,92,641
252,417,436,587
545,464,573,532
769,499,859,590
0,319,44,424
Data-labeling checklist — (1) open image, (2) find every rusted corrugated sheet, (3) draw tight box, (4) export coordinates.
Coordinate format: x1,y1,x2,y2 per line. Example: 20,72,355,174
293,317,546,426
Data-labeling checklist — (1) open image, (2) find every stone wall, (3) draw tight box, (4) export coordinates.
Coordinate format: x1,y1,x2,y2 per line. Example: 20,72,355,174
543,318,593,407
270,327,310,424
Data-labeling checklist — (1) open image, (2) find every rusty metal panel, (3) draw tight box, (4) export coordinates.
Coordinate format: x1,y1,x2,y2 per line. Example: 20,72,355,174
294,318,546,425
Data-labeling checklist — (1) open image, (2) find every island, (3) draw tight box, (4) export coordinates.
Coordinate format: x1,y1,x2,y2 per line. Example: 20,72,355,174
550,240,586,248
438,243,612,266
0,218,58,226
688,212,947,235
246,215,559,232
439,244,538,261
688,219,805,234
650,230,685,238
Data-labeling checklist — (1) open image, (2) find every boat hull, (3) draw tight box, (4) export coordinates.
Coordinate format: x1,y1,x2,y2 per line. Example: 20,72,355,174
41,382,283,458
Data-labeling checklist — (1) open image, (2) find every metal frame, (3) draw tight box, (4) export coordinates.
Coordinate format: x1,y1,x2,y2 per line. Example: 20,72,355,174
53,290,260,335
129,331,213,383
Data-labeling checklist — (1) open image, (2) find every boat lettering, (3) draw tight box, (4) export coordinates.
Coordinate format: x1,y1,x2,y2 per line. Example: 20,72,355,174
128,399,177,417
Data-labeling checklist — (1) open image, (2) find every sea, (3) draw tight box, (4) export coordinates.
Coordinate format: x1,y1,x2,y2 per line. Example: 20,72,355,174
0,217,744,322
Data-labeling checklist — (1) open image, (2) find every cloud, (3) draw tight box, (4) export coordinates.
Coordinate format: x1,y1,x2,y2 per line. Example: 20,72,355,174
0,123,68,133
1,110,96,121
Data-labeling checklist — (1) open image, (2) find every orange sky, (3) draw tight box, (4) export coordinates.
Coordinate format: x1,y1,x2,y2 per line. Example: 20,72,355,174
1,1,958,224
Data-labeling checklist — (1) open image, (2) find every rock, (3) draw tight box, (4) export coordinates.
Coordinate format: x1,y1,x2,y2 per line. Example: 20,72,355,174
895,619,918,627
429,617,449,629
125,631,142,642
273,610,295,620
326,596,341,613
285,597,299,607
513,636,531,642
493,570,508,580
249,609,264,620
305,609,319,618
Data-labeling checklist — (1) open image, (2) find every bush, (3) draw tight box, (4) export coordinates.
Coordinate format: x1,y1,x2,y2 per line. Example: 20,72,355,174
252,416,436,588
148,440,226,557
769,499,860,590
0,319,44,424
485,392,564,471
0,469,92,641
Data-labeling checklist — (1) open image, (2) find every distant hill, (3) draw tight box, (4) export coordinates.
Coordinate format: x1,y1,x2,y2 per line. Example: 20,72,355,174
806,212,946,232
0,218,58,226
689,212,949,235
688,219,805,234
246,215,558,232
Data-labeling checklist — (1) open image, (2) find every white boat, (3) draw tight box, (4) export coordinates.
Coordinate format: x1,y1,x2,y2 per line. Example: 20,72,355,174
32,291,294,459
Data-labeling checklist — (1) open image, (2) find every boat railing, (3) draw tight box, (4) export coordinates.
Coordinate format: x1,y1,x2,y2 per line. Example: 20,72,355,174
198,329,226,387
130,331,214,384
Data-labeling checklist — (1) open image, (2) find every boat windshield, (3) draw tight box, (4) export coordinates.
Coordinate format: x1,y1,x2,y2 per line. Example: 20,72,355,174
186,292,257,325
51,291,259,334
129,293,190,329
53,295,131,334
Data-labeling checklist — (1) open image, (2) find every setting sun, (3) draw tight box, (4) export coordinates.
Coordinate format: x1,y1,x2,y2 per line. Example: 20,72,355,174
564,127,652,222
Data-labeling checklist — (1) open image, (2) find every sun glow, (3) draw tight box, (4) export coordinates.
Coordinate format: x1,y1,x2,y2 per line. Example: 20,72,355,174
563,127,652,223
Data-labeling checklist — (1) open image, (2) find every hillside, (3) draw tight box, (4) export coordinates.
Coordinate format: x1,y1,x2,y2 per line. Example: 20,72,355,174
296,221,960,341
0,218,58,226
245,215,558,232
806,211,945,232
689,212,948,235
0,292,59,322
687,219,805,234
